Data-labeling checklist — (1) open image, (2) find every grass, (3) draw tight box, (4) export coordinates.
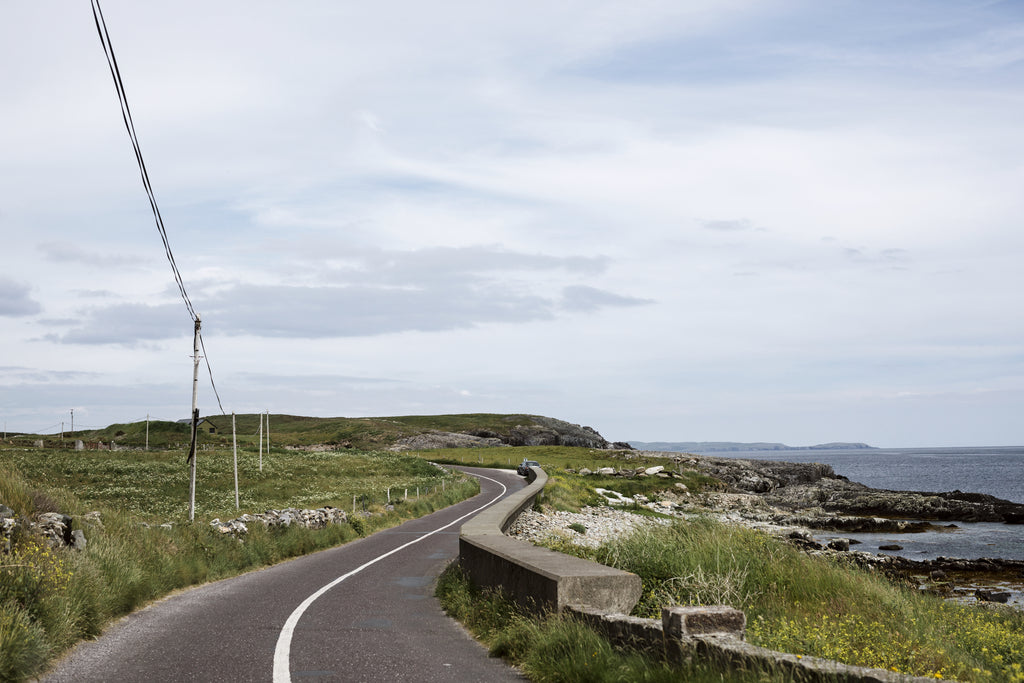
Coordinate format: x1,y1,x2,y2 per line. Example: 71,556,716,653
0,447,480,682
436,563,789,683
17,412,602,451
0,446,458,522
542,515,1024,681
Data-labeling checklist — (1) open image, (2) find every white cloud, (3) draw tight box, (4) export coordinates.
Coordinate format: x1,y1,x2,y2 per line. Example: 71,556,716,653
1,1,1022,446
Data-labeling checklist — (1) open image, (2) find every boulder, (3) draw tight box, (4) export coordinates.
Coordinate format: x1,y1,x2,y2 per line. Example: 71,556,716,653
975,589,1011,603
827,538,850,552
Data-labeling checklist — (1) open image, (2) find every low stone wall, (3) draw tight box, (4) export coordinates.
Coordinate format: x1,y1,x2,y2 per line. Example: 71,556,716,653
570,605,936,683
458,467,642,613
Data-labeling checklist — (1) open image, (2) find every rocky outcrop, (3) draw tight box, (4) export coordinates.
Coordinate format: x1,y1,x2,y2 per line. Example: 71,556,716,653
643,452,1024,525
390,416,629,451
389,431,508,451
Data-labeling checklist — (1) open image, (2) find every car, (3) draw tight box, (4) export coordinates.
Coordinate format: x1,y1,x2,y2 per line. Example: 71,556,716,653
516,459,540,476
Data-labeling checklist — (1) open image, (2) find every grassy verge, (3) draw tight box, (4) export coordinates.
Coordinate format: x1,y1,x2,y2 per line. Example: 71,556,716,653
545,517,1024,681
0,448,479,682
435,563,787,683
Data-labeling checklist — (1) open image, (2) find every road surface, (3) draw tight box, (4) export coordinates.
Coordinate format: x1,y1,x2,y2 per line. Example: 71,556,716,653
44,467,527,682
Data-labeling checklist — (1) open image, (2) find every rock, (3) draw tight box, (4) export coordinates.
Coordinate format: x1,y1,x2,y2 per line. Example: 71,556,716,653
0,504,14,519
827,538,850,552
36,512,74,548
82,511,103,527
878,544,903,551
389,431,508,451
975,589,1011,603
71,529,87,550
597,467,616,475
579,468,593,476
930,570,947,580
645,465,665,475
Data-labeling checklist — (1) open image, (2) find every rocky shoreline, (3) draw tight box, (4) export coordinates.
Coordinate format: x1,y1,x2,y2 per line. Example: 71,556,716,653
511,451,1024,609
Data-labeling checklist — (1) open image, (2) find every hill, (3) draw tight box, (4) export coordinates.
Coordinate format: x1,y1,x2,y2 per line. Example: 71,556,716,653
46,413,627,451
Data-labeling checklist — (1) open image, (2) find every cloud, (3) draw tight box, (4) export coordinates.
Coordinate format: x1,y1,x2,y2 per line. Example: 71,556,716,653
37,242,144,268
0,278,41,316
701,219,754,232
560,285,654,312
46,303,189,345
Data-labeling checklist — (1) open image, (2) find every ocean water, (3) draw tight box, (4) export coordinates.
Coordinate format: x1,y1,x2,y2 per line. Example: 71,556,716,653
689,446,1024,562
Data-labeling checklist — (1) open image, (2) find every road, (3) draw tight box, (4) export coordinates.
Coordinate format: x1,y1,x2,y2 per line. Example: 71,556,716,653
44,467,527,682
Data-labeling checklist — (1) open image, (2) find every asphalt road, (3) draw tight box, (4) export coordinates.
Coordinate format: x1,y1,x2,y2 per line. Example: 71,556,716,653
44,467,527,682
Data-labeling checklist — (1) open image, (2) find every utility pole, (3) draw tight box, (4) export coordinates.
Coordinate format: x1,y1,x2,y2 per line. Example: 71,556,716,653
70,408,74,433
258,412,263,472
145,414,150,451
266,410,270,453
187,317,201,522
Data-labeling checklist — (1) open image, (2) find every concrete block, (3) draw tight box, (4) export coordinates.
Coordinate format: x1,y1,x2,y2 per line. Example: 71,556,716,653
663,605,745,638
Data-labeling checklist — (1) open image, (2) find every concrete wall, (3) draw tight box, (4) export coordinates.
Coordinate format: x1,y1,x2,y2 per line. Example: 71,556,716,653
459,466,642,613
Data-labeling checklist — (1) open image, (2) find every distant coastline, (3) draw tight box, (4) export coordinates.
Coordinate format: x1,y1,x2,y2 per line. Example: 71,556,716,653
628,441,877,453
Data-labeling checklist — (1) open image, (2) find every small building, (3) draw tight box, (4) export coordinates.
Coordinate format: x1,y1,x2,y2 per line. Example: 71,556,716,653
176,417,219,434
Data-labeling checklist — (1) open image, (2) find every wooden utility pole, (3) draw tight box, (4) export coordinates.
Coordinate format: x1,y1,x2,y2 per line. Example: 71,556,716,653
258,413,263,472
266,410,270,453
232,412,239,510
145,414,150,451
187,317,201,522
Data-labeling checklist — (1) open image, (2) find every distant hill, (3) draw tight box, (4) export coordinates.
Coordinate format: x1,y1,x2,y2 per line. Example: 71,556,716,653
48,413,626,451
628,441,876,453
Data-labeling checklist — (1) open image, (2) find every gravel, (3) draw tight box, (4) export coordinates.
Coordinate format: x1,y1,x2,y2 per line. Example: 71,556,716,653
506,506,671,549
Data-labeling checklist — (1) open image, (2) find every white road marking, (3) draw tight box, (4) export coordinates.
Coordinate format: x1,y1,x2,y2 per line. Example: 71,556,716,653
272,470,509,683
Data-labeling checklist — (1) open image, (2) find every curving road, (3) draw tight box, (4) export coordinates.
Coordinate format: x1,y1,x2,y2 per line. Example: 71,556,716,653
44,467,527,682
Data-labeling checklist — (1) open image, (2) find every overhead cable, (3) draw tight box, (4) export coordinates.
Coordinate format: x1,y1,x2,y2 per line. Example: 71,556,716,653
91,0,228,414
90,0,197,321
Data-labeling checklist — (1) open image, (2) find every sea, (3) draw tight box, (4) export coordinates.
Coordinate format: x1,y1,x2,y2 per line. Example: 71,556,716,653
686,446,1024,563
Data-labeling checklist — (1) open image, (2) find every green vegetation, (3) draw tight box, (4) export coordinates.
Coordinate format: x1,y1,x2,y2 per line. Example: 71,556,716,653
436,564,787,683
1,446,461,522
0,444,479,682
541,516,1024,681
17,412,600,451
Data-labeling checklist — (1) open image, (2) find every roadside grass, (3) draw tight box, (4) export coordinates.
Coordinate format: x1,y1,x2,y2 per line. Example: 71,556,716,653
1,447,457,522
545,517,1024,681
435,563,789,683
0,449,479,682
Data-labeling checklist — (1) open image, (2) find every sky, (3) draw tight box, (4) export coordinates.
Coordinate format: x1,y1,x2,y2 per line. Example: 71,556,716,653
2,1,1023,447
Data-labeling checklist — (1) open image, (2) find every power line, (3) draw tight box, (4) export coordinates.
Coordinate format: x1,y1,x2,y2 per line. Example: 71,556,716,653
90,0,196,322
91,0,227,417
199,332,225,415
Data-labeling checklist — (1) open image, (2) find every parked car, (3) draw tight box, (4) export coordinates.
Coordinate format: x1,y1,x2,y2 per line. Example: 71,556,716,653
516,459,540,476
